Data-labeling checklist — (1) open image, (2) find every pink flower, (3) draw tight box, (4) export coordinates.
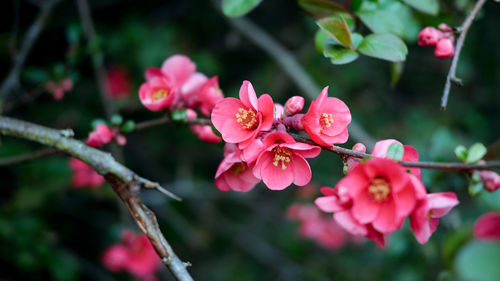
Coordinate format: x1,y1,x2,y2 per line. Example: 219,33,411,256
418,27,441,46
252,132,321,190
302,86,351,147
284,96,305,116
102,230,161,279
145,55,207,108
138,77,176,111
186,109,221,143
274,103,285,122
474,212,500,241
197,76,224,116
46,78,73,100
409,192,459,244
211,80,274,148
87,124,114,147
315,158,427,246
69,158,104,188
105,66,132,99
438,23,452,32
215,143,260,192
371,139,421,179
287,203,349,249
434,38,455,59
478,171,500,192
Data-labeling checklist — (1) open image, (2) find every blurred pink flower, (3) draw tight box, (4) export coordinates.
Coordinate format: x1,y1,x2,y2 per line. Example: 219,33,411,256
87,124,114,147
478,171,500,192
69,158,104,188
186,109,221,144
102,230,161,280
434,38,455,59
302,86,351,147
139,76,176,111
474,212,500,241
46,78,73,100
418,27,441,46
105,66,132,99
215,143,260,192
409,192,459,244
197,76,224,117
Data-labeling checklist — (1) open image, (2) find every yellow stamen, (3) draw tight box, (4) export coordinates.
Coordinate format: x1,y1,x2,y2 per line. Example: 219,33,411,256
320,113,334,130
152,89,168,101
368,178,391,202
229,162,246,175
235,108,258,129
272,147,292,170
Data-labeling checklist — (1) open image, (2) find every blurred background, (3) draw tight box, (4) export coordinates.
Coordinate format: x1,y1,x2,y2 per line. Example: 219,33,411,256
0,0,499,280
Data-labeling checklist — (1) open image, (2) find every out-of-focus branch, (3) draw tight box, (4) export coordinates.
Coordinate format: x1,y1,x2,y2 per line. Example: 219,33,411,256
225,16,376,148
76,0,116,120
0,116,193,281
441,0,487,110
0,0,60,108
0,148,59,166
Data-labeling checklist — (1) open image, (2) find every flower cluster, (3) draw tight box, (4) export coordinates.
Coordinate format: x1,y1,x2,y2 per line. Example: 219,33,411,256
46,78,73,100
418,24,455,59
102,230,161,281
87,123,127,147
69,158,104,188
287,203,354,249
315,139,459,246
105,66,132,99
139,54,223,143
211,81,351,191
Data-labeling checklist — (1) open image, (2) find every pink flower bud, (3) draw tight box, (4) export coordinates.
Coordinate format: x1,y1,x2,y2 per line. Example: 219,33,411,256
87,124,113,147
346,143,366,173
434,38,455,59
284,96,305,116
438,23,452,32
116,134,127,146
418,27,442,46
185,108,198,120
474,212,500,241
274,103,284,121
479,171,500,192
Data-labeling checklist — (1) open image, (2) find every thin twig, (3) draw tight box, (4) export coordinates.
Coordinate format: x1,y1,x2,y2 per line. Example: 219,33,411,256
136,175,182,201
0,148,59,165
76,0,117,120
225,16,376,148
0,0,60,106
441,0,487,110
0,116,194,281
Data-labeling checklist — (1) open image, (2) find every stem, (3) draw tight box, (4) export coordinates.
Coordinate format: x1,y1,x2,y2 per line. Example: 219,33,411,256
0,116,194,281
441,0,487,110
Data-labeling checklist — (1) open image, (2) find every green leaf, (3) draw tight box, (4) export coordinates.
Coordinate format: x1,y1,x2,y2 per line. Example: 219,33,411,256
357,10,404,37
391,62,404,87
351,33,364,49
468,180,483,197
298,0,348,18
171,109,188,121
121,120,136,133
455,241,500,281
466,143,487,163
314,30,330,53
222,0,263,17
386,142,404,161
110,114,123,126
455,145,468,162
317,17,353,48
21,67,49,84
358,33,408,62
323,43,358,64
402,0,439,15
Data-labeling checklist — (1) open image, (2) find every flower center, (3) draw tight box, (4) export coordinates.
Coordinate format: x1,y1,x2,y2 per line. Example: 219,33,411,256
152,89,168,101
272,147,292,170
368,178,391,202
235,108,258,129
229,162,246,175
319,113,334,130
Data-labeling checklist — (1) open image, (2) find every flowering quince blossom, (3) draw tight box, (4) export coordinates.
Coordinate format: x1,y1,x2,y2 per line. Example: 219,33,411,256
474,212,500,241
434,38,455,59
87,124,114,147
287,203,349,249
46,78,73,100
211,80,274,149
102,230,161,280
69,158,104,188
215,143,260,192
197,76,224,117
186,109,221,144
315,158,427,246
105,66,132,99
252,132,321,190
284,96,305,116
370,139,421,179
409,192,459,244
418,27,441,46
302,86,351,147
143,54,207,109
139,76,177,111
418,24,455,59
478,170,500,192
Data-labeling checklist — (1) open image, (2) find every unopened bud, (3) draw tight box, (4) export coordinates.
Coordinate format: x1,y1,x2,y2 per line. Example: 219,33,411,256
284,96,305,116
434,38,455,59
418,27,441,46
